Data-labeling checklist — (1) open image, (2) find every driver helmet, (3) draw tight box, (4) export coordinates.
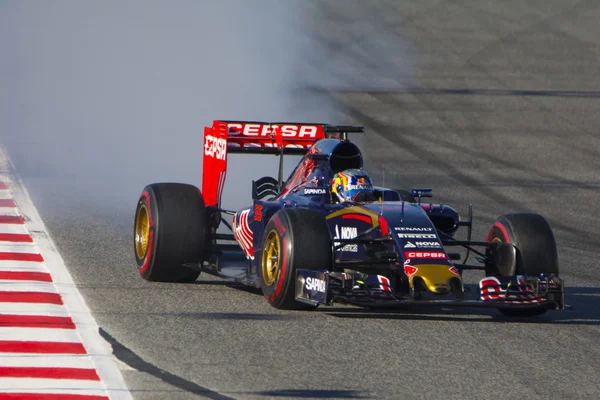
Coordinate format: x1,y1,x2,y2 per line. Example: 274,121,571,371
331,169,376,203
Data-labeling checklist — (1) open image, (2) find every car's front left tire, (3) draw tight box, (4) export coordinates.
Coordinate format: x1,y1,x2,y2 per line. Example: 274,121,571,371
487,212,559,317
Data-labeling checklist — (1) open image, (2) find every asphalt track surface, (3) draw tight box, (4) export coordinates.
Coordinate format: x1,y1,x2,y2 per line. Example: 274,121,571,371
4,1,600,399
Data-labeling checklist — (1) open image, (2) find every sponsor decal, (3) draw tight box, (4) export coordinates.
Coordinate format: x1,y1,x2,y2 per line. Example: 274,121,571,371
227,123,318,138
397,233,437,239
449,266,460,276
395,227,433,232
337,226,358,239
404,265,418,278
204,134,227,160
347,184,373,191
334,225,358,252
404,240,441,249
414,241,441,248
303,187,327,195
305,276,326,292
404,251,447,259
356,177,369,185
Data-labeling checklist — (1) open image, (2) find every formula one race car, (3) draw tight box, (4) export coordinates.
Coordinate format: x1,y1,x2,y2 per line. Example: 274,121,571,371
133,120,565,317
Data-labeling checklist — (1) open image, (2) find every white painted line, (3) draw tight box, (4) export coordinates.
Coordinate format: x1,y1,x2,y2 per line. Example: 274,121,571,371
0,302,69,317
0,207,19,216
0,281,58,293
0,225,28,235
0,261,48,272
0,242,40,253
0,327,81,342
0,379,107,392
0,145,132,399
0,353,95,369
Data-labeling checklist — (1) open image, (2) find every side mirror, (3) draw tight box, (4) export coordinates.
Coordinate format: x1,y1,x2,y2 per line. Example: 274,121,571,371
411,188,433,198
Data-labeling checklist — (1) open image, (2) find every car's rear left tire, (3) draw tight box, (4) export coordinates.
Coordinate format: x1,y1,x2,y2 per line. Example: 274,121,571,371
134,183,205,282
258,208,332,310
487,212,559,317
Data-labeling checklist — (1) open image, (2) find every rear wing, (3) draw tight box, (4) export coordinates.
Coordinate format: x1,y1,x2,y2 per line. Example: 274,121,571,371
202,120,364,206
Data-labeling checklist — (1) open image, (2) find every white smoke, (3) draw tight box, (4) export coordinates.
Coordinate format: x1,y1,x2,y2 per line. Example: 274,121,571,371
0,0,341,213
0,1,413,214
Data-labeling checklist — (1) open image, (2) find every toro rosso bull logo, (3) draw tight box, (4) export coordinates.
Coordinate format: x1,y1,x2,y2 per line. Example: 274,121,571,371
204,135,227,160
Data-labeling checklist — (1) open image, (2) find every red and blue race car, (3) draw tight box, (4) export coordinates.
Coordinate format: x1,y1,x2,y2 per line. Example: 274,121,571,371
133,120,564,317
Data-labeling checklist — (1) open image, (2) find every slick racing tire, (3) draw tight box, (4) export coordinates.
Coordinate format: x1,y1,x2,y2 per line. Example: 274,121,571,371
487,213,559,317
134,183,206,283
258,208,331,310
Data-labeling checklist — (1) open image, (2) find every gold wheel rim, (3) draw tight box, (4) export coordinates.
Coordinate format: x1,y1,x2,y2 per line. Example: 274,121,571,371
135,204,150,259
262,230,281,287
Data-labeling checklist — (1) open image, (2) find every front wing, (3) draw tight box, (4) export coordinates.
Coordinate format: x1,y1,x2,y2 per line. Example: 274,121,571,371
295,269,565,311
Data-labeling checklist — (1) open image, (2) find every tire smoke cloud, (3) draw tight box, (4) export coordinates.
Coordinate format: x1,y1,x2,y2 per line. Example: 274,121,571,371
0,1,412,213
0,1,337,212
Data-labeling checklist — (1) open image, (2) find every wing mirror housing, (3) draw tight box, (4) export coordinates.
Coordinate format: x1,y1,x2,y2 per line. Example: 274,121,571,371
411,188,433,199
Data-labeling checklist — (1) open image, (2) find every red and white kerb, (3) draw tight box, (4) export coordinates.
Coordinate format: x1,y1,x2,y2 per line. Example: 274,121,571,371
0,177,130,399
